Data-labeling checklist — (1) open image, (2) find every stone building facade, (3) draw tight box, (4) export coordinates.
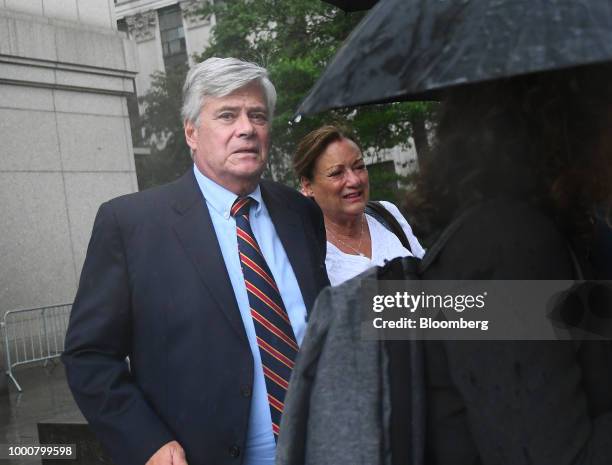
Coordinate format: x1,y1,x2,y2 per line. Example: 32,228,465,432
114,0,214,111
0,1,138,319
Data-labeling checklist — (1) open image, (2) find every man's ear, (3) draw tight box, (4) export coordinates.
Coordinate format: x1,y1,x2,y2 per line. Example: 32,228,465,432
300,176,314,197
184,120,198,153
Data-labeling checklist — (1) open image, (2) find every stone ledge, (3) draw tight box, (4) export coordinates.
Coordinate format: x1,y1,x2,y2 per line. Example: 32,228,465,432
0,55,136,95
0,8,138,73
38,414,115,465
0,7,113,35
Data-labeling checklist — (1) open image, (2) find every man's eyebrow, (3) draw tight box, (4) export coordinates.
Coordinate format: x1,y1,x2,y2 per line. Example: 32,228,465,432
213,105,268,114
214,105,240,113
248,106,268,113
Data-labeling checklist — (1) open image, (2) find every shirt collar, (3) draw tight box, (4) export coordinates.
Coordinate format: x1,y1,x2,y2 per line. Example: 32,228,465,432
193,164,263,220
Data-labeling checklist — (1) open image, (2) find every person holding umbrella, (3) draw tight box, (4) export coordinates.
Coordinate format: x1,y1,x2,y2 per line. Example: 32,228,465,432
399,63,612,465
277,1,612,465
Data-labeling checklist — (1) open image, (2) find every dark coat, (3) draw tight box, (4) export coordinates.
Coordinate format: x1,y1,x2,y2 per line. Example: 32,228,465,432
421,199,612,465
277,198,612,465
62,170,329,465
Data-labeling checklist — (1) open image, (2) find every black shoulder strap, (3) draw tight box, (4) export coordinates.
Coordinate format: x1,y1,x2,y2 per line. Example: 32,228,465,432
366,201,412,253
418,203,479,274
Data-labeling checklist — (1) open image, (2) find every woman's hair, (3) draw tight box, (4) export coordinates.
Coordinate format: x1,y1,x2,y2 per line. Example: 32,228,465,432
293,125,362,180
405,64,612,245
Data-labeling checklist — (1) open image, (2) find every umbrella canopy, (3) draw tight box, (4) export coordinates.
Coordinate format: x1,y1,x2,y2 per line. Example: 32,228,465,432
297,0,612,116
322,0,378,11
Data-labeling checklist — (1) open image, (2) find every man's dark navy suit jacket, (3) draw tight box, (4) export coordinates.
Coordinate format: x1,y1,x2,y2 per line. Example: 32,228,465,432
62,170,329,465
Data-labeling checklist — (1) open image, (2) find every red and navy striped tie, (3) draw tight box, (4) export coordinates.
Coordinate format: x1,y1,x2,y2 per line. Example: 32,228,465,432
231,196,298,440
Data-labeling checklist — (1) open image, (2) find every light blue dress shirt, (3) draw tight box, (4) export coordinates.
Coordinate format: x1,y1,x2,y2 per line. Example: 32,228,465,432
193,165,308,465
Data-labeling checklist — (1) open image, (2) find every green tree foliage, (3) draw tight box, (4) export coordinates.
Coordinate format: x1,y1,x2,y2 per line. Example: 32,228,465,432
135,64,192,190
139,0,436,196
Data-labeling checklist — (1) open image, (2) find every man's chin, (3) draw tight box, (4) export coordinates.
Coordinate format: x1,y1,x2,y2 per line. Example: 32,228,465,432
230,160,266,177
228,165,267,190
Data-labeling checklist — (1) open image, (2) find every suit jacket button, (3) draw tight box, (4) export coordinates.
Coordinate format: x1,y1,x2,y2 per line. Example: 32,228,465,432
241,385,252,397
229,445,241,458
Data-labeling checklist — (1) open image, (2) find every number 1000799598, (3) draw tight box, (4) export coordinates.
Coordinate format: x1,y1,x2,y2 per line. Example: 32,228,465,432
1,444,75,459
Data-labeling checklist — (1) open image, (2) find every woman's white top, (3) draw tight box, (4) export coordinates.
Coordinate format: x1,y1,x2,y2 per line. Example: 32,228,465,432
326,201,425,287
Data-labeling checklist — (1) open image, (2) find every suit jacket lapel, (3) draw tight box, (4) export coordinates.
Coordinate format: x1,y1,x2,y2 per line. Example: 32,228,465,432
261,184,320,313
171,171,248,345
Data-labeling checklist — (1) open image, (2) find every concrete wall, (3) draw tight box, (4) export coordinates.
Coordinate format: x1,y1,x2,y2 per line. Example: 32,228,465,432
181,0,214,66
3,0,115,29
124,9,165,102
0,6,138,315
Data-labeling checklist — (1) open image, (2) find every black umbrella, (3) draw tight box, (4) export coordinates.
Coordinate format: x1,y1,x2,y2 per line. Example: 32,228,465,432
322,0,378,12
297,0,612,116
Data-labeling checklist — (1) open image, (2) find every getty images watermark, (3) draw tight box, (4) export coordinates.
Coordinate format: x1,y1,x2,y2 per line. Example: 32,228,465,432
359,279,612,341
372,290,489,331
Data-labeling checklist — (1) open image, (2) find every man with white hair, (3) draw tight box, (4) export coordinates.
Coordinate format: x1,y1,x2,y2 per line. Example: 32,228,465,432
63,58,329,465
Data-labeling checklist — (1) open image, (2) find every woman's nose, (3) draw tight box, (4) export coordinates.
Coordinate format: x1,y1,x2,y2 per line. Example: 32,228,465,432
345,168,362,185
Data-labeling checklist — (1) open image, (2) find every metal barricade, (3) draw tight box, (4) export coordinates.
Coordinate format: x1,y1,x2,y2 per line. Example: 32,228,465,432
1,303,72,392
